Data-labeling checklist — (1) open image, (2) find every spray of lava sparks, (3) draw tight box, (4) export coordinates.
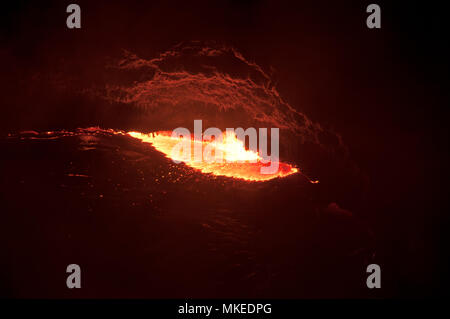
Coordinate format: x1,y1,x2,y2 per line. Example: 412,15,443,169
6,128,307,182
128,131,299,181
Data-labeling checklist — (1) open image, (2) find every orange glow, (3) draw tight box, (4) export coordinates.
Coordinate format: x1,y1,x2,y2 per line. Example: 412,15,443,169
128,131,299,181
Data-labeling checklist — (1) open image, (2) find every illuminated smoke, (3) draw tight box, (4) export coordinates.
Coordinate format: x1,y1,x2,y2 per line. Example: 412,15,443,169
98,41,344,152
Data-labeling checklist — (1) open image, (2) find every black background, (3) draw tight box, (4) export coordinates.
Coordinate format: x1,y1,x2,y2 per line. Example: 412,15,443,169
1,0,449,298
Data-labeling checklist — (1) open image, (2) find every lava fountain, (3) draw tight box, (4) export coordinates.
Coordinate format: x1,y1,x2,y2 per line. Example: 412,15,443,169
128,130,299,181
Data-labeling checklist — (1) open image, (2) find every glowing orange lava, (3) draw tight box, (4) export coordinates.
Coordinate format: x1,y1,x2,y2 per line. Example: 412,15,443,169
128,131,299,181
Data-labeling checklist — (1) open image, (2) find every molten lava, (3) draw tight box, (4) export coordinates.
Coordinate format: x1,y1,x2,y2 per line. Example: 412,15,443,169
128,131,298,181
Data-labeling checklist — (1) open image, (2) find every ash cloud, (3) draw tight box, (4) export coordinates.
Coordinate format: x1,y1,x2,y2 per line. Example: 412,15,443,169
96,42,345,154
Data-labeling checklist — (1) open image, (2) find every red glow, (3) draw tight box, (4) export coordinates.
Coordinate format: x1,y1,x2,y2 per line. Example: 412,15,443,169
128,131,299,182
